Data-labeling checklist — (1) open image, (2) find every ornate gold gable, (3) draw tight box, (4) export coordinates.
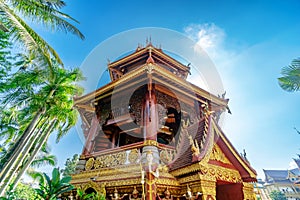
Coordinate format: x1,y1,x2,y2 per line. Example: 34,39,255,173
209,144,231,165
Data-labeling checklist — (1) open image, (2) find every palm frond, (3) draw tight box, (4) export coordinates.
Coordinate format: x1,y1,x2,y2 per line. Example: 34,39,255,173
9,0,84,39
278,58,300,92
0,3,59,70
30,154,57,168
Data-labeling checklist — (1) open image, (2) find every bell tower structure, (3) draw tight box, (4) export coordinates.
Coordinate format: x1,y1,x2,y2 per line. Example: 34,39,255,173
71,43,257,200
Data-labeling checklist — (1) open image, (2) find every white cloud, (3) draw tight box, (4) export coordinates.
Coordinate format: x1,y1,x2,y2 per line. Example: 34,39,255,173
184,23,227,60
183,22,300,180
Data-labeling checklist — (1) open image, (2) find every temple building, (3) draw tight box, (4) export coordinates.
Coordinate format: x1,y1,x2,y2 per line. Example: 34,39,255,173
70,42,257,200
260,159,300,200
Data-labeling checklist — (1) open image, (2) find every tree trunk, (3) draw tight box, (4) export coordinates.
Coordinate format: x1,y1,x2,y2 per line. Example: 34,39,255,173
0,109,45,196
11,119,56,190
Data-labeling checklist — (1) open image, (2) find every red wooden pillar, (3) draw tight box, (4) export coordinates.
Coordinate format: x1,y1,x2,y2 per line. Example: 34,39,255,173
146,172,156,200
143,92,158,141
142,64,159,200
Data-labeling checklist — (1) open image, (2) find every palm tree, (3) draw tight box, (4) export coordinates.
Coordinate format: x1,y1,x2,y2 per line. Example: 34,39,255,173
0,59,84,195
35,168,74,200
278,58,300,92
11,144,57,190
0,0,84,73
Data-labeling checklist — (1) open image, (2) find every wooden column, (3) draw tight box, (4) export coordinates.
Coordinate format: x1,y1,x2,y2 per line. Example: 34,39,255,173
143,92,158,140
143,66,158,141
82,115,99,155
142,64,159,200
146,171,156,200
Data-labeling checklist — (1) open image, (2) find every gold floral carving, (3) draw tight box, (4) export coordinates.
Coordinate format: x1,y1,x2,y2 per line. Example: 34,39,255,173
200,164,242,183
94,156,104,169
243,182,255,200
104,179,140,187
105,154,113,167
72,165,141,181
170,163,202,177
85,157,94,170
155,178,179,186
160,149,174,164
171,162,242,183
128,149,139,163
112,151,127,165
209,144,231,164
178,174,200,184
87,151,128,169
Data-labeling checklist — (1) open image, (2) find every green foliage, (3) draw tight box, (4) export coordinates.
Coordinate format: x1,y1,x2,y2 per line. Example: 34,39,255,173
0,54,84,193
0,58,84,166
76,188,106,200
0,183,42,200
278,58,300,92
0,0,84,72
35,168,74,200
269,190,287,200
61,154,79,177
0,30,12,81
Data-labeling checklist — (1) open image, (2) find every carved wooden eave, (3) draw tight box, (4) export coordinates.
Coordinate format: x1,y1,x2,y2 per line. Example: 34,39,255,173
74,64,148,105
74,62,228,113
148,63,229,111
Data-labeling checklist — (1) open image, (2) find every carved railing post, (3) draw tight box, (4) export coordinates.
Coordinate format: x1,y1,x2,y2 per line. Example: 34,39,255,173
243,182,255,200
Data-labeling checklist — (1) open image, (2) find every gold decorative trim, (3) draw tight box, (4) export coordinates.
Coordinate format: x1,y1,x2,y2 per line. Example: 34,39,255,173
128,148,139,164
85,157,94,171
143,140,158,147
178,174,201,184
160,149,174,164
170,162,242,183
209,144,231,164
155,178,180,186
243,182,255,200
201,163,242,183
72,165,141,181
79,181,106,195
170,162,202,177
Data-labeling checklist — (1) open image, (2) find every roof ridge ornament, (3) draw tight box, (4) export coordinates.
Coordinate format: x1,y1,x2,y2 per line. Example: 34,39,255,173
146,48,155,64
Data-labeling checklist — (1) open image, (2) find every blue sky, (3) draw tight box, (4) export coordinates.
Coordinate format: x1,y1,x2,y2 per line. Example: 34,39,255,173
39,0,300,179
